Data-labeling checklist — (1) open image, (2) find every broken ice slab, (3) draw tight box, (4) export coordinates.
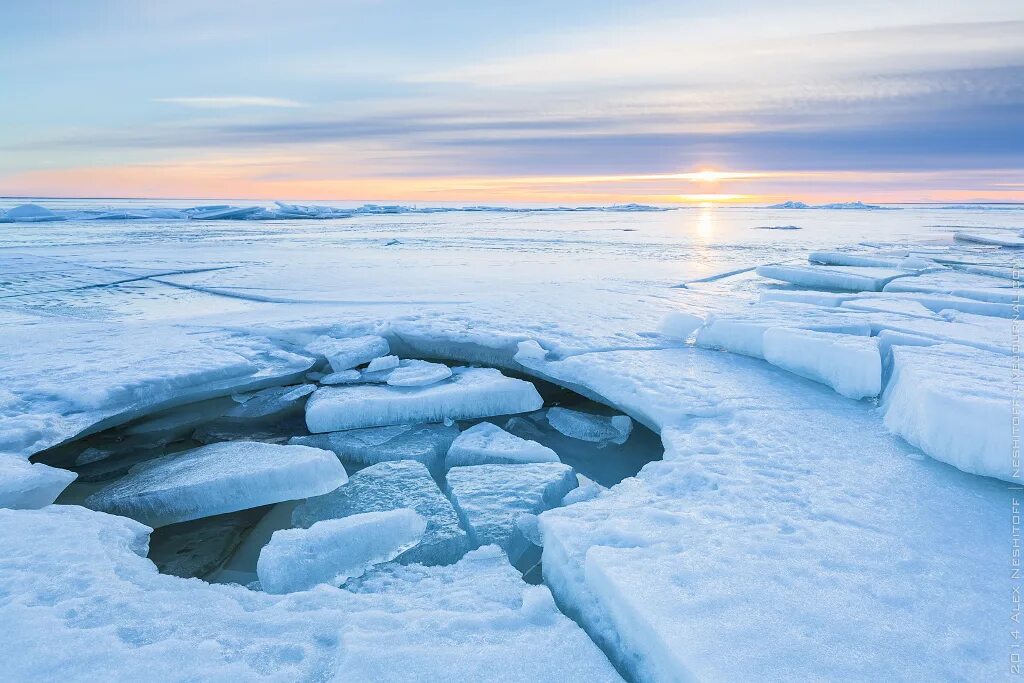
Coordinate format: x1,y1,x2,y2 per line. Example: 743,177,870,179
386,359,453,387
695,302,872,359
305,367,543,433
320,370,362,385
84,441,347,527
445,462,577,558
220,384,315,422
305,335,390,372
762,328,882,400
883,343,1014,482
503,415,547,441
191,384,315,443
290,422,458,478
292,460,471,566
122,396,236,443
807,251,906,269
756,264,914,292
366,355,400,372
148,506,268,579
954,231,1024,248
546,407,633,445
445,422,559,469
0,455,77,509
257,508,426,594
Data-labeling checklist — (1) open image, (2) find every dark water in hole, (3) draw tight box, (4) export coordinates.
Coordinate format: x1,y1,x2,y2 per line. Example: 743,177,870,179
39,367,664,585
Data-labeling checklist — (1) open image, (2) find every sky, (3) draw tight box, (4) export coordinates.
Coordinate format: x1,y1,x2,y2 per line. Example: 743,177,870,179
1,0,1022,204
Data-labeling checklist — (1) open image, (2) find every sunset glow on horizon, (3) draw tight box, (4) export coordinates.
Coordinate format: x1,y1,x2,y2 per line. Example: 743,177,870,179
1,2,1022,204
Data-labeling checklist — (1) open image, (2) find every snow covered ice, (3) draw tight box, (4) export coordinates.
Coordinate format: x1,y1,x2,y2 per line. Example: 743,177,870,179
257,509,427,593
293,460,471,566
85,441,348,527
0,201,1018,681
386,359,453,386
445,422,560,467
305,366,543,432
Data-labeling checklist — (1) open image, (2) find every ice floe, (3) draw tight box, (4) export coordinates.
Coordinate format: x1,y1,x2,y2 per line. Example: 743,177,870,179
291,422,458,478
305,367,543,432
257,509,426,593
386,359,453,386
306,334,390,372
446,462,577,557
445,422,560,468
293,460,471,566
85,441,347,527
757,264,913,291
546,407,633,445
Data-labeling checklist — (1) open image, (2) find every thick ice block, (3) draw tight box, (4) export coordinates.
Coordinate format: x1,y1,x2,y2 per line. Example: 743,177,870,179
445,462,577,554
290,422,459,477
445,422,559,468
0,455,76,509
305,335,390,372
292,460,470,566
257,509,426,593
762,327,882,399
305,367,543,433
84,441,347,527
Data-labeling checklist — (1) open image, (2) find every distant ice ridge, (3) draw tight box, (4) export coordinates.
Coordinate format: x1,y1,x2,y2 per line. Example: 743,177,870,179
765,200,896,210
0,201,675,222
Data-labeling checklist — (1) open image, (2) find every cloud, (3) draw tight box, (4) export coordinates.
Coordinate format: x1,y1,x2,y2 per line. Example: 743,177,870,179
153,97,307,109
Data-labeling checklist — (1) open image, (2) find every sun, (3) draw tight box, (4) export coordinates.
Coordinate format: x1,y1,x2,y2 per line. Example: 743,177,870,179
689,170,728,183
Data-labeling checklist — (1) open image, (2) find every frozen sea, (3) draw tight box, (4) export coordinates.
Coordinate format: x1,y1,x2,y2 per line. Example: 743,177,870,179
0,199,1020,681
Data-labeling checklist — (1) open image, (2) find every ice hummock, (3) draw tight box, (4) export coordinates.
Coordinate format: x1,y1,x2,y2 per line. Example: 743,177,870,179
305,367,543,433
0,455,77,509
257,509,426,594
292,460,471,566
85,441,348,527
762,328,881,399
883,343,1014,481
445,462,577,557
445,422,560,468
0,204,67,223
546,407,633,445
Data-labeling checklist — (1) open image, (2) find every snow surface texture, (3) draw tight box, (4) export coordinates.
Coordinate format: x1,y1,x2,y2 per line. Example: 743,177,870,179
445,422,560,468
85,441,348,527
292,460,471,566
446,463,578,556
0,506,620,681
257,509,427,594
290,422,459,478
0,455,76,509
305,367,543,432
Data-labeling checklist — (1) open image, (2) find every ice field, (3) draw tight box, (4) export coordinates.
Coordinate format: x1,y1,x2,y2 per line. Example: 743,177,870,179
0,199,1020,681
